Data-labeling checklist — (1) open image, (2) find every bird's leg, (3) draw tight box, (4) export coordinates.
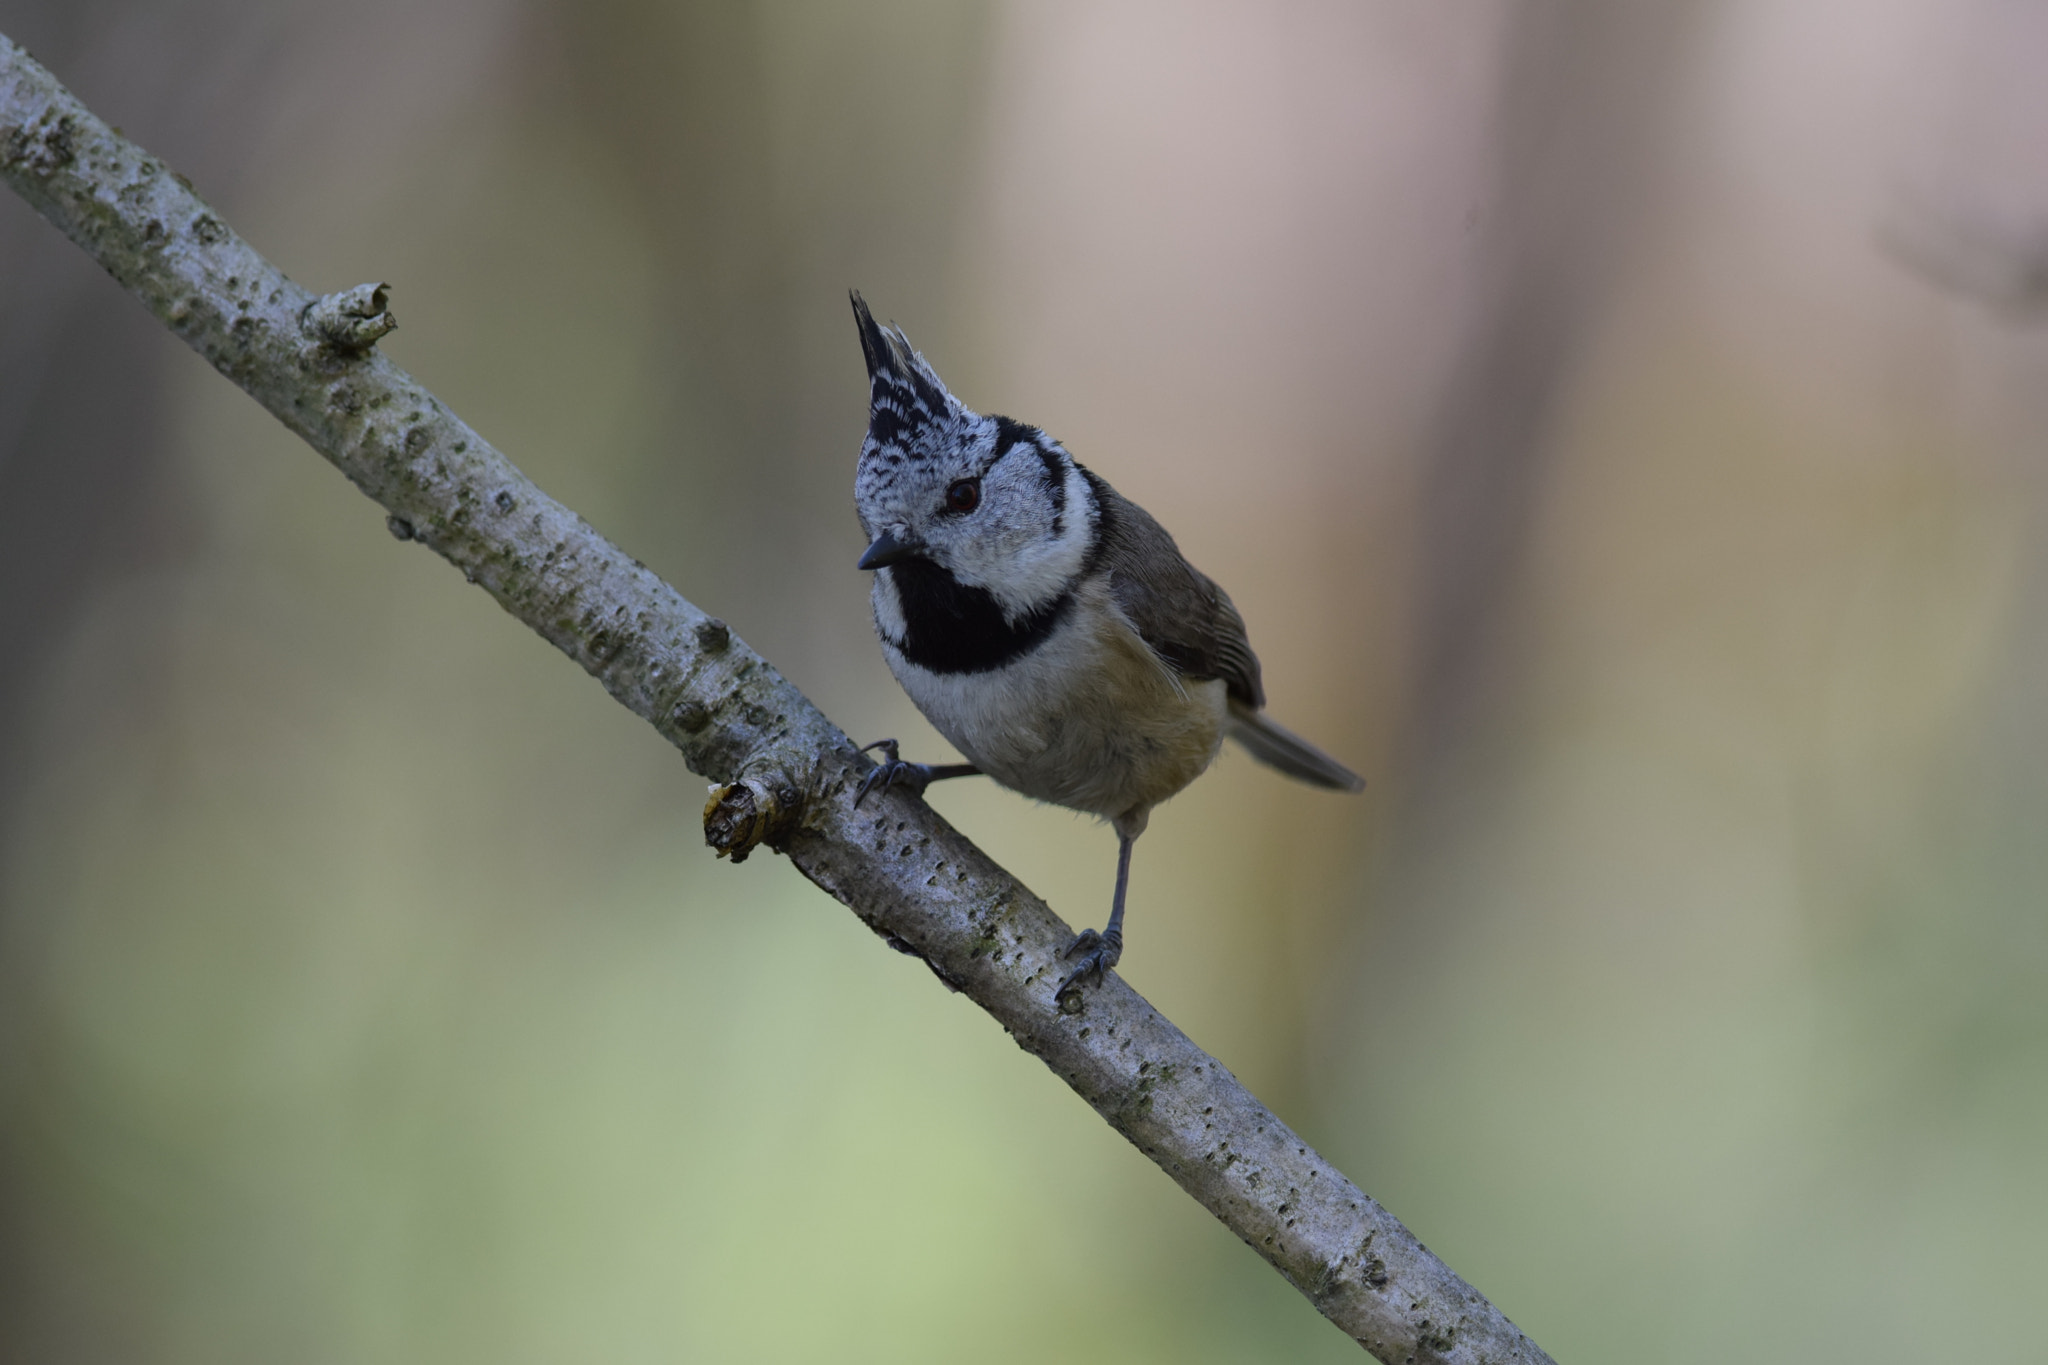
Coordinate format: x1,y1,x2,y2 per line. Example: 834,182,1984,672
853,738,981,807
1057,825,1137,1002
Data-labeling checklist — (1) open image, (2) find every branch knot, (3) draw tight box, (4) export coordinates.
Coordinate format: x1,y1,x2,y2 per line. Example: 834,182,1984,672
303,282,396,352
703,770,803,863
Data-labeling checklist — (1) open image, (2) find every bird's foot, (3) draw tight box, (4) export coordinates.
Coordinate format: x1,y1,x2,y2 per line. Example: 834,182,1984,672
855,739,934,806
1055,925,1124,1009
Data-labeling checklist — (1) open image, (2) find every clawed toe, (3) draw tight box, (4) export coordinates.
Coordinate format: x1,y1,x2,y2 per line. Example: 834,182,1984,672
854,763,915,805
854,741,981,807
1055,926,1123,1004
854,739,925,807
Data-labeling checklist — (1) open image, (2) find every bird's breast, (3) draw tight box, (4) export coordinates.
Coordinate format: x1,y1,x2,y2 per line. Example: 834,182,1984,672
876,575,1226,821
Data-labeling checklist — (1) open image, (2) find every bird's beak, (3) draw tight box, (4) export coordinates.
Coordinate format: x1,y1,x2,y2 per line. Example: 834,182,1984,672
857,529,917,570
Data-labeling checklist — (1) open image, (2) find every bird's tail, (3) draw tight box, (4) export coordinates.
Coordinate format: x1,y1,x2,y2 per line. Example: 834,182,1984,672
1226,701,1365,792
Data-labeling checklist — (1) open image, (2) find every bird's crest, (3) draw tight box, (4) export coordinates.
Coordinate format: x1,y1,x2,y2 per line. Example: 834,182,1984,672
850,291,971,472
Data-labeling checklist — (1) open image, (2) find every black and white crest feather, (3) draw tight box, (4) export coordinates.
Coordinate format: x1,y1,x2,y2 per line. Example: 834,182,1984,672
851,292,980,499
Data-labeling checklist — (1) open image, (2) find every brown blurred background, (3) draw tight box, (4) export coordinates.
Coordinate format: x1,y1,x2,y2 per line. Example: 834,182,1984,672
5,1,2048,1360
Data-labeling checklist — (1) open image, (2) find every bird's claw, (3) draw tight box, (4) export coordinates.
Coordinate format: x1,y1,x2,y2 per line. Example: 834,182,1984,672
1055,926,1124,1006
855,739,929,807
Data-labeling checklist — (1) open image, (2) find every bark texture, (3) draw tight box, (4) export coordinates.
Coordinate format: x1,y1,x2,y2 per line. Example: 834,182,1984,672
0,33,1553,1364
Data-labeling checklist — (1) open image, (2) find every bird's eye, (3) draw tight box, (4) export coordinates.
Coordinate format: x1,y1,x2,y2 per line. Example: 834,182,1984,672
945,478,981,513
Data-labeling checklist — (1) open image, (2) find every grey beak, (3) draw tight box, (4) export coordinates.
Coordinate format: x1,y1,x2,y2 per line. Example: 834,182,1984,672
857,530,917,570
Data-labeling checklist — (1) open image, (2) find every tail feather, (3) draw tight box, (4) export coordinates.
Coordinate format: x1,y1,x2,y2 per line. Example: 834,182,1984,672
1226,702,1365,793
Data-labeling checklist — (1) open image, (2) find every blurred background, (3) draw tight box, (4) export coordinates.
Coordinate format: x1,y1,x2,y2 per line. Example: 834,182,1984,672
4,0,2047,1360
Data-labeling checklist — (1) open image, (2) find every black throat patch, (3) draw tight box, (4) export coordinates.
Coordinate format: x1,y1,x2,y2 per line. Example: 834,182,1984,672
882,558,1072,674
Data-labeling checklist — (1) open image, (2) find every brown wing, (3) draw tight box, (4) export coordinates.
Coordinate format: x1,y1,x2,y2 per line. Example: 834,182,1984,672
1083,471,1266,710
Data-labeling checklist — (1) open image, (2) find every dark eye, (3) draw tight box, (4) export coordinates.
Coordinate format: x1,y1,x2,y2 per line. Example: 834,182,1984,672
945,478,981,513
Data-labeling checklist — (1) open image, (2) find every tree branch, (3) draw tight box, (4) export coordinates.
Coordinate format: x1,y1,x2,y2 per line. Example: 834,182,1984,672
0,33,1551,1364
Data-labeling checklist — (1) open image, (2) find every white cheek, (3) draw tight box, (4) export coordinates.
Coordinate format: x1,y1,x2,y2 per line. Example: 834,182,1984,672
984,461,1092,620
871,571,908,641
996,537,1084,613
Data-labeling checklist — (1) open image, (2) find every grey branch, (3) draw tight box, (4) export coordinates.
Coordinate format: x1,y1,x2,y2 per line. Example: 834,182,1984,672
0,33,1551,1365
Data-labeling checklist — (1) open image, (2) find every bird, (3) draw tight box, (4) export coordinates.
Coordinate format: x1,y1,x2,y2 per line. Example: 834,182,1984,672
847,292,1362,1003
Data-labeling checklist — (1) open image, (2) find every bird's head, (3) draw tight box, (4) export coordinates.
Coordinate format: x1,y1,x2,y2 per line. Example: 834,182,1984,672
849,292,1094,617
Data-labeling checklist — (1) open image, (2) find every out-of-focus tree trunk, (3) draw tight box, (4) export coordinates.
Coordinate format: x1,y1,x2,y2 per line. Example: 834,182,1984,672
0,2,192,816
545,0,997,685
0,11,219,1344
1401,0,1705,813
